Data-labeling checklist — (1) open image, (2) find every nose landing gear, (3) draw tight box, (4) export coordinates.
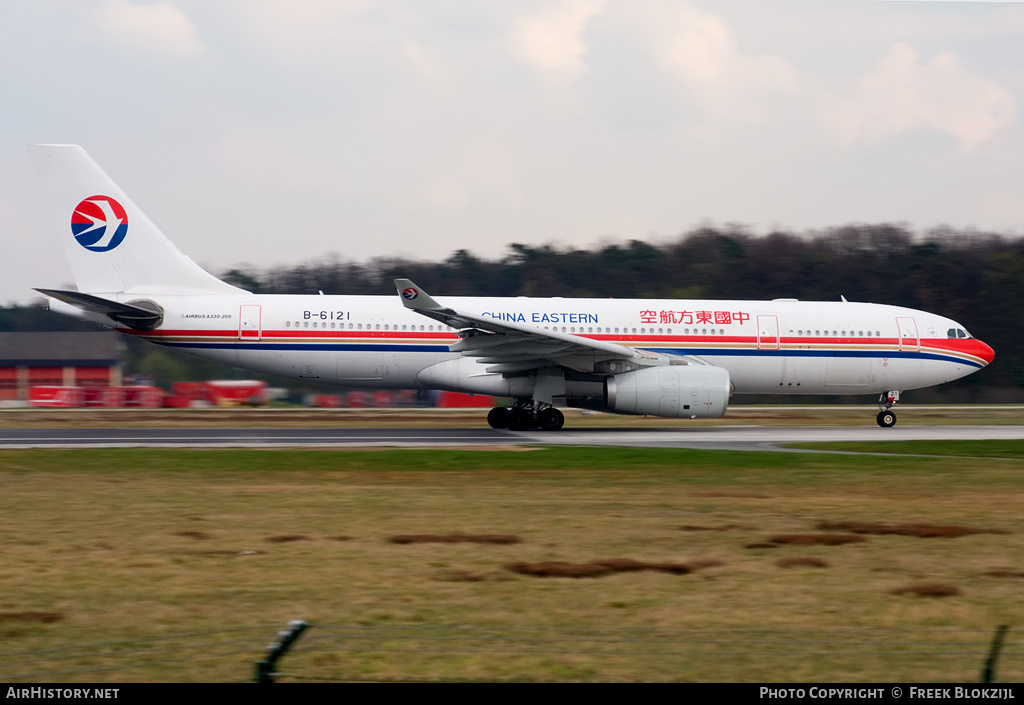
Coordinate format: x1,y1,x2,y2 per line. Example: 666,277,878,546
877,390,900,428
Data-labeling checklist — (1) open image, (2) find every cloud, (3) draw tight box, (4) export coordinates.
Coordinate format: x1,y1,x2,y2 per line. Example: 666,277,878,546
509,0,607,80
234,0,373,62
420,140,525,213
595,1,798,121
93,0,205,56
658,3,797,95
402,39,450,86
822,42,1015,152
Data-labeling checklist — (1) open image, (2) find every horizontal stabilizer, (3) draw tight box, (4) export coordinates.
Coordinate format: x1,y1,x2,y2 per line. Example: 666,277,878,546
35,288,163,331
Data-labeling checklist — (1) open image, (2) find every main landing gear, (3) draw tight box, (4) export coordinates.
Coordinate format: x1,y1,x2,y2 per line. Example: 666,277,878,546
876,390,900,428
487,401,565,432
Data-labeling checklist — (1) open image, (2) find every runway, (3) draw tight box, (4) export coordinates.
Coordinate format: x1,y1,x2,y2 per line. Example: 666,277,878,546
3,424,1024,450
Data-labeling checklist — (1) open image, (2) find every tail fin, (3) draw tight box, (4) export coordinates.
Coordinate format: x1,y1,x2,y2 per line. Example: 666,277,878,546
29,144,244,296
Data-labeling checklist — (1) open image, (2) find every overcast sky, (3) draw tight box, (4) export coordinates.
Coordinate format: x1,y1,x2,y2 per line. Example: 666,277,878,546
3,0,1023,304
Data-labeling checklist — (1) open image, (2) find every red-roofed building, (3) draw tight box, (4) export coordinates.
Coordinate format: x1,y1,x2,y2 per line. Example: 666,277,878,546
0,332,123,402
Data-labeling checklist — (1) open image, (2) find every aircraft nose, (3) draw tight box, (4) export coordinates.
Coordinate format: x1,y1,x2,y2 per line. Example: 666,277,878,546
977,339,995,366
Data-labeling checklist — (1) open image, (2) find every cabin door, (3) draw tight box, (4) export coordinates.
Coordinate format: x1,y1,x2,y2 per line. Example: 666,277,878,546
757,315,780,350
896,317,919,352
239,305,262,341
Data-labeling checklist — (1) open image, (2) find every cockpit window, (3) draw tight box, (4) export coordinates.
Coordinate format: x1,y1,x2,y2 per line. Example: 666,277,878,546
948,328,957,338
958,329,968,339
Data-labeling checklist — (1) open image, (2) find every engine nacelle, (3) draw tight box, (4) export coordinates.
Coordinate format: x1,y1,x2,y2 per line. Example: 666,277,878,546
605,365,731,418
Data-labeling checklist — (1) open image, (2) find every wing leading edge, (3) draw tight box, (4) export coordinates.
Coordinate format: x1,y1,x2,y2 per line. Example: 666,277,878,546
394,278,672,375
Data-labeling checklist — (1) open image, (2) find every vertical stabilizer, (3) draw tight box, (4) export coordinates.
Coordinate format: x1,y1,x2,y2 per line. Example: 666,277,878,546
29,144,245,296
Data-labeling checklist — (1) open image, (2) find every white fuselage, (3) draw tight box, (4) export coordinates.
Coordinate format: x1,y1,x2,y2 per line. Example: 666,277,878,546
118,293,992,398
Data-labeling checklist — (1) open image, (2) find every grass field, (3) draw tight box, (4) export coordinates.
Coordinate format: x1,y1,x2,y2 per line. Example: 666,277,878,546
1,445,1022,682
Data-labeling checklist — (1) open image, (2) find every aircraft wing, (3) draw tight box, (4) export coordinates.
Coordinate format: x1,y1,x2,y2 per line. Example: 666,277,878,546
394,278,667,374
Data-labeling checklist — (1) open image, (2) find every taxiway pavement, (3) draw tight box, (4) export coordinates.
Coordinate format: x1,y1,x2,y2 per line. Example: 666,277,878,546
2,425,1024,450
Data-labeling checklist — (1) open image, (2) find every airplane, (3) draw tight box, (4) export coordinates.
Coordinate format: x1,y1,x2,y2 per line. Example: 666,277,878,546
28,144,994,430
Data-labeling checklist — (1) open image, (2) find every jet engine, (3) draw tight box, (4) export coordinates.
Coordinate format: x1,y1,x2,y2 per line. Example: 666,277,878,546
605,365,731,418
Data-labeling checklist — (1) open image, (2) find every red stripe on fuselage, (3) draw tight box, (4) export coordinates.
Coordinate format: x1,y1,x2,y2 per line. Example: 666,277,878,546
925,338,995,364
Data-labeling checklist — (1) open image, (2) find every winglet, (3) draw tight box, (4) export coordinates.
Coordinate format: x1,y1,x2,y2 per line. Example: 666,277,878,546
394,279,444,311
